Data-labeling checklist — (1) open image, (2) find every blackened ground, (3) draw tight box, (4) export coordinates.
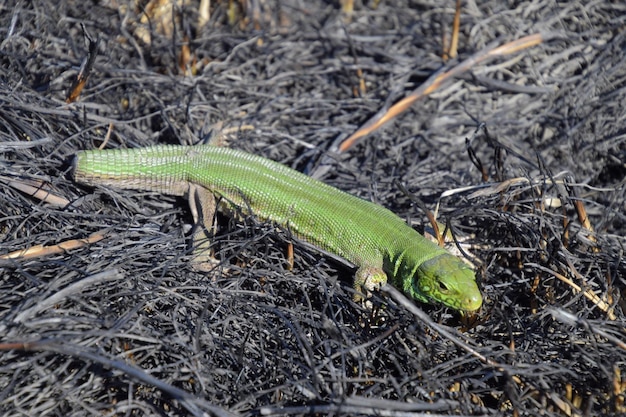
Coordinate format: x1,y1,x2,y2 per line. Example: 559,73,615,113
0,1,624,416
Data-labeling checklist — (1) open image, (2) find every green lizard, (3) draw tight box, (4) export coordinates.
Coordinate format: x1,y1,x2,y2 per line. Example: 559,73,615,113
73,145,482,312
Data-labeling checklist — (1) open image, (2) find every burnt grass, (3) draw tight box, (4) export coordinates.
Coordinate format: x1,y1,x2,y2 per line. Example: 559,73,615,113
0,1,625,416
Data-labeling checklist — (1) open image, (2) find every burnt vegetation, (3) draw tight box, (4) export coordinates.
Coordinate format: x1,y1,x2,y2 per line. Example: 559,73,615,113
0,1,625,416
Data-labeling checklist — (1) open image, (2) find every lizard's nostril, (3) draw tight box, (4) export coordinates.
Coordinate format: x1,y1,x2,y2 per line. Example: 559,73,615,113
464,292,483,312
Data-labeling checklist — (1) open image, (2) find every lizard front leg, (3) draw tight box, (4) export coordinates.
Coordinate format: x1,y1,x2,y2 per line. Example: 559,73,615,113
353,266,388,305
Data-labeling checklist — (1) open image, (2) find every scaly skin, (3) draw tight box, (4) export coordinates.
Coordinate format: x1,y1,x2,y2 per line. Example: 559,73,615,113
73,145,482,312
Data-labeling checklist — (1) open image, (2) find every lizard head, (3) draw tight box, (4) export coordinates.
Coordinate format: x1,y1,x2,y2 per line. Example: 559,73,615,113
408,254,483,312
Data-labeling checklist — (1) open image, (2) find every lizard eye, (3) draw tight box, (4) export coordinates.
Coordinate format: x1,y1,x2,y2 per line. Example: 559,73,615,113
438,281,449,293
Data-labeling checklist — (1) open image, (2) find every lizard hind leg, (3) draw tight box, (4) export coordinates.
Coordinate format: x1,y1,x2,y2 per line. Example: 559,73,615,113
353,266,388,306
188,184,220,271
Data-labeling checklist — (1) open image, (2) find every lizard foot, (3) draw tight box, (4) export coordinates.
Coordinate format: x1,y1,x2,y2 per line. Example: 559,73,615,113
353,266,387,307
190,248,222,273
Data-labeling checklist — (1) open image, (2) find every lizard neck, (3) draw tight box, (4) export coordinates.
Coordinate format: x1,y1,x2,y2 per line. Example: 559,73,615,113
382,232,448,302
